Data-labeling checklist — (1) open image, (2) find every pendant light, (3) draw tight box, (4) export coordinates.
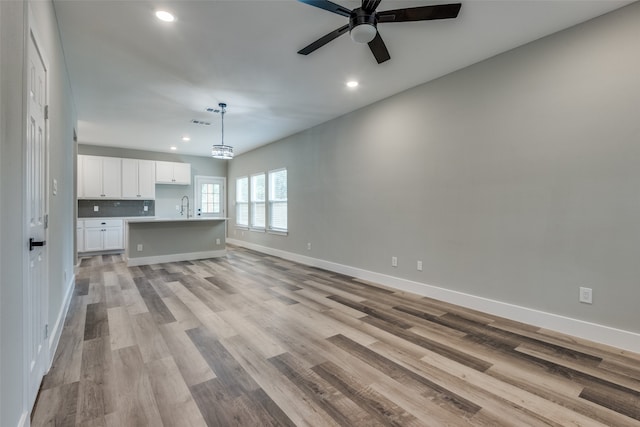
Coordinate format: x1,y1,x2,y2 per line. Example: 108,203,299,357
211,103,234,159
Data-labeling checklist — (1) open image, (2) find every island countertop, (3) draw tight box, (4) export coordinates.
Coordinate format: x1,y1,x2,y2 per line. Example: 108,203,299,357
126,217,227,223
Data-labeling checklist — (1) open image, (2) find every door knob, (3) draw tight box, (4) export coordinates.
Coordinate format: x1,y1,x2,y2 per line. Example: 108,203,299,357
29,238,46,251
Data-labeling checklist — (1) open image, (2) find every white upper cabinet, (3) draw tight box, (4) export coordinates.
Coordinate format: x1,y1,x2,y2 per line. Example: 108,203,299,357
155,161,191,185
79,155,122,198
122,158,155,199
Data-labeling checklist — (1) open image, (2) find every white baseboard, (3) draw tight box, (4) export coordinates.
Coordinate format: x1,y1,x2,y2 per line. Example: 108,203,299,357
126,249,227,267
18,410,29,427
47,273,75,370
227,238,640,354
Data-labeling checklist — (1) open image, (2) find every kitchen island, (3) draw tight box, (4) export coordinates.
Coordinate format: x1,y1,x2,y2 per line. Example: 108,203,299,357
125,217,227,266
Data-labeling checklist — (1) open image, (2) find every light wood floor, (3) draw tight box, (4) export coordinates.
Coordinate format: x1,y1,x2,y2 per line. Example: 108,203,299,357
32,246,640,426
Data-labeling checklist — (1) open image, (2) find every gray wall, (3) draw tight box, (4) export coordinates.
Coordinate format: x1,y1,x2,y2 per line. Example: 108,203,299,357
128,220,226,259
1,0,77,425
228,2,640,334
78,145,227,218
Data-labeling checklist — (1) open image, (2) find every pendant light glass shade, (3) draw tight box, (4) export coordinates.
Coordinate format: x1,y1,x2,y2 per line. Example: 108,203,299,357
212,144,233,159
212,102,234,160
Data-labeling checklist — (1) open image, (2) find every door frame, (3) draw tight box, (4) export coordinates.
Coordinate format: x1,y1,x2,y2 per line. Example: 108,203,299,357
23,8,50,412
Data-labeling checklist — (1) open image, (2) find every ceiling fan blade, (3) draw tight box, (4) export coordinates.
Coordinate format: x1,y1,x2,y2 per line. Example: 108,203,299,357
298,0,352,17
368,32,390,64
298,24,350,55
377,3,461,23
361,0,382,13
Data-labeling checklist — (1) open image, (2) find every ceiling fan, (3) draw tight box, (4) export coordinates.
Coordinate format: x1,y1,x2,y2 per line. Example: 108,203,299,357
297,0,462,64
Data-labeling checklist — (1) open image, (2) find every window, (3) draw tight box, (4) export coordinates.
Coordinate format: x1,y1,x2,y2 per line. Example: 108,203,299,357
250,173,266,229
235,168,287,233
268,168,287,232
236,176,248,227
194,176,224,217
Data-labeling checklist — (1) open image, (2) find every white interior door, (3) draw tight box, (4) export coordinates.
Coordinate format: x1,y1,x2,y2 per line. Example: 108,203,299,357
194,176,225,217
26,29,49,410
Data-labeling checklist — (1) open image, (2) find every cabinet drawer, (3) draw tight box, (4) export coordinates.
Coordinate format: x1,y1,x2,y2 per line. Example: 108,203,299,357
84,219,123,228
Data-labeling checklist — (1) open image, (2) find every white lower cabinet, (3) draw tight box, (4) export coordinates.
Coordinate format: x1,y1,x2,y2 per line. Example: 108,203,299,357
82,219,124,252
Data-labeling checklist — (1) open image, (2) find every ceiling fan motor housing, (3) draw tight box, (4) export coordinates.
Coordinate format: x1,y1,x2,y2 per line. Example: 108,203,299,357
349,8,377,43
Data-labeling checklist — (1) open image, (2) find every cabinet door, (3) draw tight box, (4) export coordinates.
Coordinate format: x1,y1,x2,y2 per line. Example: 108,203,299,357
103,227,123,250
82,155,103,198
102,157,122,198
173,163,191,185
121,158,139,198
137,160,156,198
84,227,104,252
155,161,174,183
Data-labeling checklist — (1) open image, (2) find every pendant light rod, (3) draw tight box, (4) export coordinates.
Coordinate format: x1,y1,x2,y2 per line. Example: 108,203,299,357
219,102,226,145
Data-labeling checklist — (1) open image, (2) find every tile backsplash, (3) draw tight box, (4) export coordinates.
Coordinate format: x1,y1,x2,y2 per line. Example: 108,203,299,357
78,200,155,218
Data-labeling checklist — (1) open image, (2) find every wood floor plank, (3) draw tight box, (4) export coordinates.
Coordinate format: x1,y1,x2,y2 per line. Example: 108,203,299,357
269,352,381,427
312,361,422,427
222,334,341,427
75,336,113,424
130,311,171,363
146,356,208,427
328,334,481,417
167,280,237,339
110,345,164,426
158,322,216,387
40,296,86,390
186,326,260,394
83,302,109,341
133,276,177,324
106,306,136,350
31,381,79,427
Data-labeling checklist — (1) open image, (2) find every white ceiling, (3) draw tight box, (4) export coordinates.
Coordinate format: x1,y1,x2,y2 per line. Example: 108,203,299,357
53,0,634,157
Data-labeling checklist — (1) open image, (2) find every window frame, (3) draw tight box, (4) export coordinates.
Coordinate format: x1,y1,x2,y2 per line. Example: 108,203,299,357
235,176,249,228
267,168,287,233
250,172,266,231
234,167,288,235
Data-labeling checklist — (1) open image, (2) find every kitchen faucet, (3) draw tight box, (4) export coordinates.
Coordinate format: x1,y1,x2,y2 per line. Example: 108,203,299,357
180,195,190,218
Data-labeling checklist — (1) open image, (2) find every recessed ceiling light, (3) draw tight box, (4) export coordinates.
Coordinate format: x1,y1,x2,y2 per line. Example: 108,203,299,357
170,146,177,151
182,136,190,141
155,10,175,22
346,80,359,88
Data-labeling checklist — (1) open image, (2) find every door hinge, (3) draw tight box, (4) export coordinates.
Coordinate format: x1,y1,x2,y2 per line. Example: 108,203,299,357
44,214,49,229
44,324,49,339
44,105,49,120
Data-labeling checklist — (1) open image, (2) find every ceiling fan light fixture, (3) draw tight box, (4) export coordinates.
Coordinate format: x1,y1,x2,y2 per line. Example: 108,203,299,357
350,23,376,44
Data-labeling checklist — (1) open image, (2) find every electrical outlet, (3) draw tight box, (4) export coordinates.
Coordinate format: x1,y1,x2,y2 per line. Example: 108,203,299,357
579,287,593,304
93,205,99,212
417,260,423,271
216,238,221,245
391,256,398,267
307,242,312,251
137,244,143,252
